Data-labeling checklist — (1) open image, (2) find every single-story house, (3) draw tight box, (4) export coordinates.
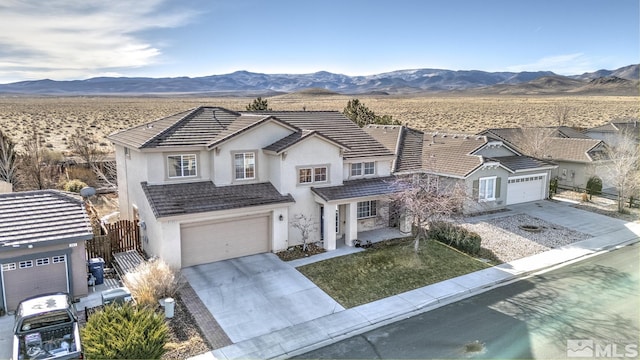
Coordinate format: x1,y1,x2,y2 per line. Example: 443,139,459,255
0,190,92,313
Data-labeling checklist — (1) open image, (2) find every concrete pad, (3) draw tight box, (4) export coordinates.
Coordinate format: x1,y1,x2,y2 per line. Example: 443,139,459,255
184,253,344,344
353,295,414,324
312,309,371,338
0,315,13,360
420,278,470,301
397,288,438,309
447,266,515,289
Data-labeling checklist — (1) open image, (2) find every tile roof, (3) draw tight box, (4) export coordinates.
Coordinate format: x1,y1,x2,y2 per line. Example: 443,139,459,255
249,111,393,159
109,107,393,160
109,107,239,148
489,155,556,172
141,181,294,218
396,127,424,172
0,190,93,249
480,128,605,162
587,121,640,140
311,176,399,202
363,125,402,154
422,133,487,177
263,130,349,154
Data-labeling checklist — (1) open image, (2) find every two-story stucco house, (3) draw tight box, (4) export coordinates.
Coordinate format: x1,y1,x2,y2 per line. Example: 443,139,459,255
109,107,402,268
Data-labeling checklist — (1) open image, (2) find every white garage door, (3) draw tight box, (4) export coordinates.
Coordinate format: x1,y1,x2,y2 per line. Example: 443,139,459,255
507,174,547,205
180,214,270,267
2,255,69,312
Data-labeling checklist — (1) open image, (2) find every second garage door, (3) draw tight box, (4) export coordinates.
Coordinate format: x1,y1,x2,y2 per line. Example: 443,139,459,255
506,174,547,205
180,214,270,267
2,255,69,312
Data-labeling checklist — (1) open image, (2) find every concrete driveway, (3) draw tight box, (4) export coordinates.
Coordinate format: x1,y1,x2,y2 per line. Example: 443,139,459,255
182,253,344,343
0,315,12,359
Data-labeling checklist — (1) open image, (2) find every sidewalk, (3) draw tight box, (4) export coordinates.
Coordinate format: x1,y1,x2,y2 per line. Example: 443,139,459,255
194,202,640,360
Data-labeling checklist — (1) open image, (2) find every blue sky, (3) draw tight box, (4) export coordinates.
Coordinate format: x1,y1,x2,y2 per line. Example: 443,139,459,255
0,0,638,83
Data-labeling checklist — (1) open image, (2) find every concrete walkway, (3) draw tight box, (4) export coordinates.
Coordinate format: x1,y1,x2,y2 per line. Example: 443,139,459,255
193,200,640,360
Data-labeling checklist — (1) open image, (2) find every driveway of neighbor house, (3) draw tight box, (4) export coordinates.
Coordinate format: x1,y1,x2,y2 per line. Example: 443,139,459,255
181,253,345,343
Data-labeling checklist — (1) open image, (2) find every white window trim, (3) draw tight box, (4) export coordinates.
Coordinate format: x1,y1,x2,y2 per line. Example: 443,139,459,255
297,165,329,185
357,200,378,219
233,151,257,181
479,176,497,202
2,263,16,271
52,255,66,264
167,153,198,179
36,258,50,266
350,161,376,178
19,260,33,269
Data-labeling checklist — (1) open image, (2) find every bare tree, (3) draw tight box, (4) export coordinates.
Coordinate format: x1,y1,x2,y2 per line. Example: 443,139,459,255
0,129,18,186
601,130,640,212
389,175,467,253
512,126,556,159
290,213,318,251
18,127,63,190
69,128,106,169
553,103,572,126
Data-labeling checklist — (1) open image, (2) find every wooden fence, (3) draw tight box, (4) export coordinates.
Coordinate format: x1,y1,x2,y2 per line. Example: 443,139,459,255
86,220,141,266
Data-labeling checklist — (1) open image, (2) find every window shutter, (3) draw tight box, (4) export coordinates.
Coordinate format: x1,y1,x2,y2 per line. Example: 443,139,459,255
472,179,479,200
495,177,501,198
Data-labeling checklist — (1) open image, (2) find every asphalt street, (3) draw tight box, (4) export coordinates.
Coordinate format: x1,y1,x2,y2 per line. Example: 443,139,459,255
296,242,640,359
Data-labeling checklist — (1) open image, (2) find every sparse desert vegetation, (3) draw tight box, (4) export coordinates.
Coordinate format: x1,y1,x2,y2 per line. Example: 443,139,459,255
0,94,637,154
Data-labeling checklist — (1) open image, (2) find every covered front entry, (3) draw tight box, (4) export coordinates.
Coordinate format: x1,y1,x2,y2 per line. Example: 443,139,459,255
180,214,271,267
506,174,547,205
1,254,69,311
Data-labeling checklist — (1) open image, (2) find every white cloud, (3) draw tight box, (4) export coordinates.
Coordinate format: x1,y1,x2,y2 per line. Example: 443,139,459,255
0,0,197,82
506,53,598,75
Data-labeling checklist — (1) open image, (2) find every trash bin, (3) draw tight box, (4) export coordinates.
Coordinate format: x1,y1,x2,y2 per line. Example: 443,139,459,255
164,297,175,318
88,257,105,285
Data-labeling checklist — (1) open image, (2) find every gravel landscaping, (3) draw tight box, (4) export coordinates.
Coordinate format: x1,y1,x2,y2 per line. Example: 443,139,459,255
462,213,590,263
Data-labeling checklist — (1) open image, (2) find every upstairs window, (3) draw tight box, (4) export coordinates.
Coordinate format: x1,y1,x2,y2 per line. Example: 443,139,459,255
168,154,197,178
298,166,328,184
351,162,375,177
235,152,256,180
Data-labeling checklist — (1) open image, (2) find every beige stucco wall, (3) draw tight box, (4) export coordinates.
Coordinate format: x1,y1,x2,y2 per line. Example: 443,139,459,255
0,241,89,301
464,166,510,214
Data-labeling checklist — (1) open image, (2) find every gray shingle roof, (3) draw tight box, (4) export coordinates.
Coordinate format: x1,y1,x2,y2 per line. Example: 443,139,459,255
422,133,487,177
141,181,294,218
480,128,605,162
0,190,93,249
109,107,393,160
396,127,424,172
490,155,556,172
311,176,398,201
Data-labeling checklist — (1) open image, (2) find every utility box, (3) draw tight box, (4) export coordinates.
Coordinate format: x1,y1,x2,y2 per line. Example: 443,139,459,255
101,287,133,306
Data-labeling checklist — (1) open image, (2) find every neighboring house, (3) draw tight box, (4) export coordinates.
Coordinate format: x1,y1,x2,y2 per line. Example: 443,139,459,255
364,125,557,213
0,190,92,313
108,107,399,268
478,127,609,189
585,120,640,146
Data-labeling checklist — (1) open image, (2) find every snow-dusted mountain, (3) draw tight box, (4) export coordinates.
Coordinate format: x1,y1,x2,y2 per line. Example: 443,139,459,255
0,65,637,95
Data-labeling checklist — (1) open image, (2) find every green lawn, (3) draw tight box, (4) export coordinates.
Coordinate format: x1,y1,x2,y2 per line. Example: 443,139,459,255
298,238,490,308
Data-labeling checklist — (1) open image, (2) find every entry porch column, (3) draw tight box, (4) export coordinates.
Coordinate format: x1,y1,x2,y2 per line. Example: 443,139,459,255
322,203,337,251
344,201,358,246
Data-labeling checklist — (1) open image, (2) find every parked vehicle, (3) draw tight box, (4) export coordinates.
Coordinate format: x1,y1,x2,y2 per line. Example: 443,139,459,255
12,293,82,360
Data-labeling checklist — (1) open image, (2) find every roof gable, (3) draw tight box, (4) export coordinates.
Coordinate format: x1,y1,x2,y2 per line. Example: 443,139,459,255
422,133,487,177
263,130,349,154
207,115,299,149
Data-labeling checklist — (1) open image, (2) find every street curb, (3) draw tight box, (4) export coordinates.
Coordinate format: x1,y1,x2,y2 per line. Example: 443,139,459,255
279,237,640,359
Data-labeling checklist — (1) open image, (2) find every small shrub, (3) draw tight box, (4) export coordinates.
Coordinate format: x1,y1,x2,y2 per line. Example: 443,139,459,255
123,258,181,308
62,179,88,193
66,166,98,186
428,221,481,255
81,302,168,359
586,176,603,196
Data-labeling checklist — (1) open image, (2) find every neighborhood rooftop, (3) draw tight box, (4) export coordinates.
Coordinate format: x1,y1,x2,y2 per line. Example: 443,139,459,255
109,107,394,159
0,190,93,248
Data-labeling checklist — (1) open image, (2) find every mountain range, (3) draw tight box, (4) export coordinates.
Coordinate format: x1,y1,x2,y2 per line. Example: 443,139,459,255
0,64,637,96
